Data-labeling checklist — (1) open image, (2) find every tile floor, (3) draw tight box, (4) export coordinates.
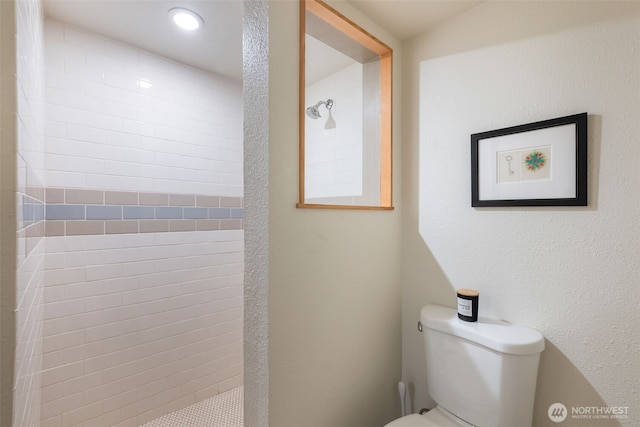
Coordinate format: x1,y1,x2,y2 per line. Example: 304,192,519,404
141,386,243,427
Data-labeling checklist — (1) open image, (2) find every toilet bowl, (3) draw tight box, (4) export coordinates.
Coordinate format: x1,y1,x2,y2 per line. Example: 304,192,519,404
385,305,545,427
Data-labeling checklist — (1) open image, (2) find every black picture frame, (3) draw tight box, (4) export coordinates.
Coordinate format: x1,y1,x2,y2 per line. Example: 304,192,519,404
471,112,587,207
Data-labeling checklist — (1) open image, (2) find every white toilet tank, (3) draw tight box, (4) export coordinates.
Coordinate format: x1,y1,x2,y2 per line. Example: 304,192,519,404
421,305,545,427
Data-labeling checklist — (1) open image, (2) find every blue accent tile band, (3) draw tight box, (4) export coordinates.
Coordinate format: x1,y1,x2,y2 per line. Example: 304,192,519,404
155,206,183,219
123,206,155,219
209,208,230,219
43,191,243,236
46,204,85,220
86,205,123,220
184,207,208,219
230,208,244,219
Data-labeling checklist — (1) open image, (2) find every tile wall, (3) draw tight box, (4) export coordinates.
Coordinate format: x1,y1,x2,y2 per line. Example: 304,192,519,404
43,19,243,196
43,189,243,237
41,230,243,427
305,61,363,201
14,0,46,424
38,19,244,427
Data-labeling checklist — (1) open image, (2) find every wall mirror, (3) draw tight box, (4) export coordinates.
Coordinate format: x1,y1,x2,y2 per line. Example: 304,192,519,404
297,0,393,210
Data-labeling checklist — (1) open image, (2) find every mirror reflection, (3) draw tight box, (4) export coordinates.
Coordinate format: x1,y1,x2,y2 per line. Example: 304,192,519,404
298,0,393,209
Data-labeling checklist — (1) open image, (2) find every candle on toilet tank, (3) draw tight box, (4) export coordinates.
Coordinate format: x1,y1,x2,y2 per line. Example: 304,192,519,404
457,289,479,322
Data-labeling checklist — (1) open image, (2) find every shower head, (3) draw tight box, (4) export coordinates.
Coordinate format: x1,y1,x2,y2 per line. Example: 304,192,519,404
306,99,333,119
306,105,322,119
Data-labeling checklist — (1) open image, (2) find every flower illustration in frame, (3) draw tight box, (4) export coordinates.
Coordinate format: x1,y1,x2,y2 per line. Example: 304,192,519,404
525,150,546,171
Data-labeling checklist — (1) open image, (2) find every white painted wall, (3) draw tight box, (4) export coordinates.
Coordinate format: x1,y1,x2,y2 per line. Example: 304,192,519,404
402,2,640,426
263,1,403,426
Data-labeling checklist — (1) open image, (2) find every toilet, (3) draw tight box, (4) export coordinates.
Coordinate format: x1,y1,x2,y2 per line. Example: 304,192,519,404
387,304,545,427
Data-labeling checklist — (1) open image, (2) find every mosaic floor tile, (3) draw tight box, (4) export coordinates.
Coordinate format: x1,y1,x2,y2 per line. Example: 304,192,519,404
141,386,243,427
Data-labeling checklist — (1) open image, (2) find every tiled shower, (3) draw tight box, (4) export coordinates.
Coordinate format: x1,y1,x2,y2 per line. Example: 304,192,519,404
12,1,244,425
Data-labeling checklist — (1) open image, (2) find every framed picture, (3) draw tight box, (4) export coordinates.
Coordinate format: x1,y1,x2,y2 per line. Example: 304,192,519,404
471,112,587,207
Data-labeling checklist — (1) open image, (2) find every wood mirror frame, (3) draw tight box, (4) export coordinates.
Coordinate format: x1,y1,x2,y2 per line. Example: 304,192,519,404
297,0,393,210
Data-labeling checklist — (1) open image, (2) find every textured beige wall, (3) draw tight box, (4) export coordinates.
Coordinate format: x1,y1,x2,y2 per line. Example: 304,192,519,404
242,0,269,425
264,1,403,426
0,0,17,424
401,2,640,426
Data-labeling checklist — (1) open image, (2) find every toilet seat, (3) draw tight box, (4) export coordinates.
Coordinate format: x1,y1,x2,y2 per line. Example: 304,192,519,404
385,414,439,427
384,407,474,427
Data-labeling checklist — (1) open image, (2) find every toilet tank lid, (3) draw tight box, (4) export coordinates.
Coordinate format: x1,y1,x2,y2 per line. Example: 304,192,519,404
421,305,545,355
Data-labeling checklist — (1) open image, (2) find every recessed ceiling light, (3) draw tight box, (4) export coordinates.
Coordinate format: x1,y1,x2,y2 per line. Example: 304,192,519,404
168,7,204,31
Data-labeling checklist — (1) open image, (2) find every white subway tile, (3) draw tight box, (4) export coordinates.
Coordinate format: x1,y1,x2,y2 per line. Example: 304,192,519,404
41,416,62,427
86,112,124,132
84,263,123,282
64,26,105,51
106,130,141,148
64,91,102,113
46,170,86,188
61,341,99,364
81,408,122,427
104,160,140,177
121,90,154,110
139,52,171,73
67,123,106,144
46,136,86,157
61,400,102,426
43,329,85,354
42,350,63,371
105,70,138,91
104,38,140,63
122,118,155,138
85,141,122,161
67,155,106,174
44,284,65,303
41,383,62,404
86,50,123,74
74,64,105,84
86,80,122,103
41,361,84,387
45,120,67,138
121,147,154,164
102,360,138,384
44,267,85,287
43,318,63,336
46,69,80,94
154,124,182,142
45,153,66,171
96,276,138,294
102,331,139,354
61,371,102,396
83,380,123,406
62,311,103,332
40,391,83,419
85,292,122,312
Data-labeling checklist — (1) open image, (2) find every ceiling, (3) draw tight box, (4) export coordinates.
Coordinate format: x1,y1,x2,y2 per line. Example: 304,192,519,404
43,0,482,82
347,0,481,41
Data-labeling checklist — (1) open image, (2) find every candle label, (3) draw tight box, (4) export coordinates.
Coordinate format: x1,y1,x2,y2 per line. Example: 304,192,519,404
458,297,473,317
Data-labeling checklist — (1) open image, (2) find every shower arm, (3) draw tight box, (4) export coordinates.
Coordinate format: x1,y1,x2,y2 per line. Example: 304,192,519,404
306,98,334,119
315,99,333,110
